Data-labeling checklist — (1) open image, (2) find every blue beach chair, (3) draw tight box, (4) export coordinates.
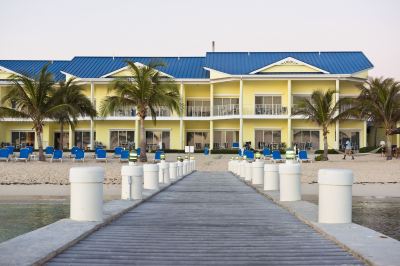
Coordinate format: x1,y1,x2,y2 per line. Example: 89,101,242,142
244,150,255,160
51,150,63,163
120,150,129,163
0,149,10,162
271,150,285,163
96,149,107,163
69,146,79,158
297,150,312,163
263,148,271,158
113,147,123,158
232,142,240,149
44,146,54,158
154,150,164,162
73,149,85,162
15,148,29,162
204,147,209,155
6,146,14,157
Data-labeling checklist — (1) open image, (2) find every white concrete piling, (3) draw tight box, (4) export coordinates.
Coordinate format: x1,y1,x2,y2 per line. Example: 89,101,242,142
143,164,159,190
169,162,177,180
177,161,183,178
121,164,143,200
161,161,170,184
245,162,252,182
240,160,247,179
69,167,104,222
183,159,189,176
264,164,279,191
279,162,301,201
318,169,353,223
252,160,264,185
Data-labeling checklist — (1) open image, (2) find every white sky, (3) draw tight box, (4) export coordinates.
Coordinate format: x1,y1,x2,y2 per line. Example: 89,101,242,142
1,0,399,79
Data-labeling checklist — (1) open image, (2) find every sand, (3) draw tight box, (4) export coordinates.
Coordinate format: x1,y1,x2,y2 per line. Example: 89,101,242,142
0,152,399,198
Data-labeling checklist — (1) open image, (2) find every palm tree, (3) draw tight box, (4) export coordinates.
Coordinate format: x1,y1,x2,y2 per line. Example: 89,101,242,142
292,89,351,160
100,61,181,162
0,65,74,161
355,77,400,159
53,78,97,150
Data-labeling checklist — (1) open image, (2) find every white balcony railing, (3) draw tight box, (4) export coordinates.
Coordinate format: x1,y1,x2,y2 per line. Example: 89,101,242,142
111,106,171,117
186,106,210,117
243,104,287,115
213,104,239,116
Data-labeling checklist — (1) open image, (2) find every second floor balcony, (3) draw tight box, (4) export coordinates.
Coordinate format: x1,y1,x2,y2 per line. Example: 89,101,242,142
244,104,287,116
186,106,210,117
112,106,171,117
213,104,239,116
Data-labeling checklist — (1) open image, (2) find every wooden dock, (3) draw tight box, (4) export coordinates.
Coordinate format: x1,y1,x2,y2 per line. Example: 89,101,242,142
47,171,363,265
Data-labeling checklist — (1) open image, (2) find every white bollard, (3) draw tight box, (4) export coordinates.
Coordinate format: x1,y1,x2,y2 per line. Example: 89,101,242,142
264,164,279,191
228,160,233,172
169,162,177,180
161,161,170,184
177,161,183,178
279,162,301,201
143,164,159,190
252,160,264,185
121,164,143,200
245,162,252,182
318,169,353,223
69,167,104,222
192,159,196,171
183,159,189,176
240,160,247,179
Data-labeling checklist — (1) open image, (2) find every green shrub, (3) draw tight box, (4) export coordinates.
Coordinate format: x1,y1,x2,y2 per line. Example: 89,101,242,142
314,149,340,154
210,149,240,154
314,154,324,161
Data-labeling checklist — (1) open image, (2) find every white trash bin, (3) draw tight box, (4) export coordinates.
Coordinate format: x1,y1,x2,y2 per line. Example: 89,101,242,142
318,169,353,223
279,162,301,201
264,164,279,191
70,167,104,222
143,164,159,190
252,160,264,185
245,162,252,182
121,164,143,200
169,162,177,180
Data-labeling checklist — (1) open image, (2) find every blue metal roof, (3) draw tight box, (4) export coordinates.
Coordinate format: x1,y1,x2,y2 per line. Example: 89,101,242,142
0,60,70,81
205,52,373,75
62,56,209,79
0,52,373,80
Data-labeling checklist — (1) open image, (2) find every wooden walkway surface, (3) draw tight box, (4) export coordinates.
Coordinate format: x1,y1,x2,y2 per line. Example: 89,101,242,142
48,171,363,265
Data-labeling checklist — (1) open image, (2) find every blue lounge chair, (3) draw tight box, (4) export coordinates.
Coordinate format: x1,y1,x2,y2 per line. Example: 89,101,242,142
204,147,209,155
244,150,255,160
96,149,107,163
120,150,129,163
0,149,10,162
51,150,63,163
272,150,285,163
69,146,79,158
113,147,123,158
73,149,85,162
154,150,164,161
263,148,271,158
6,146,14,157
136,148,141,157
232,142,240,149
297,150,312,163
15,148,29,162
238,149,243,157
44,146,54,158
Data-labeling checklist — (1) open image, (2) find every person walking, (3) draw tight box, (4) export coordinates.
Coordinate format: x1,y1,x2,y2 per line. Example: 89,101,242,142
343,140,354,160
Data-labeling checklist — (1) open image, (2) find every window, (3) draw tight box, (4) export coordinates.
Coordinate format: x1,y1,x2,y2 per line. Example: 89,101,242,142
213,98,239,116
74,131,96,149
54,132,69,149
186,100,210,116
254,96,284,115
11,131,35,147
254,130,282,149
293,130,320,150
340,131,360,150
213,130,239,149
186,131,210,150
110,130,135,148
146,130,170,150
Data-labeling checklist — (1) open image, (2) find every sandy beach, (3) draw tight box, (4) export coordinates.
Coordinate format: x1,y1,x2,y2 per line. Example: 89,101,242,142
0,152,399,198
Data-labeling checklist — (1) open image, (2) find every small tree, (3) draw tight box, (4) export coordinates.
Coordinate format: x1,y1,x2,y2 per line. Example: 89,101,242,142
356,77,400,159
100,61,181,162
292,89,351,160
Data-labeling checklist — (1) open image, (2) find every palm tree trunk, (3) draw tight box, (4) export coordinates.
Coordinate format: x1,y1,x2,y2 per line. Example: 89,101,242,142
323,128,328,161
139,116,147,162
36,124,45,161
385,132,392,160
60,122,64,150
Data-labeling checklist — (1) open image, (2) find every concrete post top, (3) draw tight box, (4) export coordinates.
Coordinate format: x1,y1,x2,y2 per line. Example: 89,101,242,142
252,161,264,167
245,162,252,167
241,160,249,164
264,164,279,172
69,167,104,183
278,163,301,174
143,164,159,171
177,161,183,165
162,162,170,168
169,162,177,167
318,169,353,185
121,165,144,176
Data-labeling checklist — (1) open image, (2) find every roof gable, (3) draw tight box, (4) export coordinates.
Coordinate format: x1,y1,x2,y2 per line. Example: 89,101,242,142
250,57,329,74
0,60,70,81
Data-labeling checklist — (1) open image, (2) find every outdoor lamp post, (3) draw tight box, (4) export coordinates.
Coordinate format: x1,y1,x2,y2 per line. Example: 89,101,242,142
255,152,261,161
129,149,138,165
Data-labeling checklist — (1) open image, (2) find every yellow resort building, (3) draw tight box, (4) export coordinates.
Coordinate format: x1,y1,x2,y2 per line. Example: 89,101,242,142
2,51,396,152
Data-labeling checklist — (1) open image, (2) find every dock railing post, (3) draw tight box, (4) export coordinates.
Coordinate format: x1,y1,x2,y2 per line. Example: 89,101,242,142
264,164,279,191
69,167,104,222
278,159,301,201
143,164,159,190
169,162,177,181
121,164,143,200
318,169,353,223
252,159,264,185
245,161,252,182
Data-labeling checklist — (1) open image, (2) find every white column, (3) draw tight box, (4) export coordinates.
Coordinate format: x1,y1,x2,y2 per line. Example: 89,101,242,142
134,118,139,149
210,120,214,151
90,81,95,150
180,82,184,149
335,79,340,150
287,80,292,116
287,119,292,148
239,78,244,147
68,124,73,149
363,120,367,147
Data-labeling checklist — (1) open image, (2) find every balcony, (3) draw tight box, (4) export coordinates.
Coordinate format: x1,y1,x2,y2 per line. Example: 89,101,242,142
213,104,239,116
244,104,287,116
111,106,171,117
186,106,210,117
